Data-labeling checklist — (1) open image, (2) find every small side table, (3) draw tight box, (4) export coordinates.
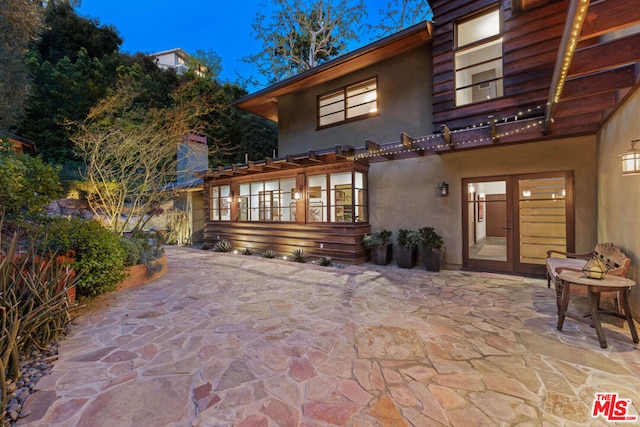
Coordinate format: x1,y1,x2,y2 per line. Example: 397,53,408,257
556,270,639,348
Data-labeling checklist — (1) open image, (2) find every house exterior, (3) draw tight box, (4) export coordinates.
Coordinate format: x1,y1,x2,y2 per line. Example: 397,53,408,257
151,48,205,77
200,0,640,315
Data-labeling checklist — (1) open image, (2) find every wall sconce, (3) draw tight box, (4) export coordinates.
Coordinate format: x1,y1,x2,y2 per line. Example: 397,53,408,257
439,182,449,197
621,139,640,176
293,191,301,200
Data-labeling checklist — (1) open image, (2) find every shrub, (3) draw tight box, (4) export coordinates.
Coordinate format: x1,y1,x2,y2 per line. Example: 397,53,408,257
363,230,392,249
120,237,145,267
397,229,421,250
318,256,332,266
241,247,253,255
201,243,211,250
0,233,79,416
291,248,306,263
418,227,444,250
263,248,277,259
215,239,233,252
35,217,127,297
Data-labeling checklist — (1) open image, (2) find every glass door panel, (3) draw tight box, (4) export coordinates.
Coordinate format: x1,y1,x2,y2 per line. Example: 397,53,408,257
464,179,511,271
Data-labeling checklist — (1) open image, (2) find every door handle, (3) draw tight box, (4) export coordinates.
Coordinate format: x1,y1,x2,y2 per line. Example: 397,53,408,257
502,227,511,230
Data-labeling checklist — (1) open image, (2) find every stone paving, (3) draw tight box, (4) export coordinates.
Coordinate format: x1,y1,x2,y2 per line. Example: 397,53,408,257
17,246,640,426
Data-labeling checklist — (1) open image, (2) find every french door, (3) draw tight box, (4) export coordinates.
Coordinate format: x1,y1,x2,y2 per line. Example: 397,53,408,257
462,172,574,276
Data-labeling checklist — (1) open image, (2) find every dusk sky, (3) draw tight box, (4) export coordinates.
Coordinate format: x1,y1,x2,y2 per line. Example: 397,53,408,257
77,1,425,86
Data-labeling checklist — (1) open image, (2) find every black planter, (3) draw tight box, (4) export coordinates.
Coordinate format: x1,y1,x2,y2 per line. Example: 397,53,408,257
395,245,417,269
371,244,393,265
421,246,444,272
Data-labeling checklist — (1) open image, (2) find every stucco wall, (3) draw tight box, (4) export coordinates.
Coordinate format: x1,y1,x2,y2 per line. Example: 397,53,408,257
597,89,640,318
277,45,434,155
368,136,598,269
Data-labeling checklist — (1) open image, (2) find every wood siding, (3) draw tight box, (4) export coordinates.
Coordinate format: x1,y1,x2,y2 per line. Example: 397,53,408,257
431,0,640,140
432,0,565,130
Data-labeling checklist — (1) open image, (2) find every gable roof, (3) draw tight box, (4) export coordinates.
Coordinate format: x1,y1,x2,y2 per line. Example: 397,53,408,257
234,21,433,122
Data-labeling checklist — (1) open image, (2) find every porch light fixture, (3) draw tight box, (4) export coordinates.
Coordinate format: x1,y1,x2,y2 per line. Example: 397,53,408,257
293,191,301,200
439,182,449,197
621,139,640,176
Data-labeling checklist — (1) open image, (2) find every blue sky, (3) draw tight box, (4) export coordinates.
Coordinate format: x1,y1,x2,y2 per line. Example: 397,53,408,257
77,0,416,86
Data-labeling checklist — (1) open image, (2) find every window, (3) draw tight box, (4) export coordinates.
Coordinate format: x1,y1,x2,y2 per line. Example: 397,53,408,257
455,9,503,106
318,78,378,127
210,185,231,221
307,171,367,223
238,178,297,222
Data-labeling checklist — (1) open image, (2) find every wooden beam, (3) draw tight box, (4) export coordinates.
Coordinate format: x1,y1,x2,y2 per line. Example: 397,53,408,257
441,125,451,145
543,0,590,134
581,0,640,40
555,92,617,118
307,150,322,163
264,157,281,169
400,132,413,149
286,154,301,166
217,166,233,176
247,161,263,172
562,64,635,100
365,139,381,153
569,33,640,78
232,164,246,174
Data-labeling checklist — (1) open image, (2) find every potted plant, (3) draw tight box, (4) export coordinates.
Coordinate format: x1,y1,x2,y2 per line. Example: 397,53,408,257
363,229,393,265
418,226,445,272
396,229,420,269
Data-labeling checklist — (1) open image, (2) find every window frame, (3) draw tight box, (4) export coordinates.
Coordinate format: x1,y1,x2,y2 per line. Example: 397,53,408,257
317,77,378,129
454,7,504,107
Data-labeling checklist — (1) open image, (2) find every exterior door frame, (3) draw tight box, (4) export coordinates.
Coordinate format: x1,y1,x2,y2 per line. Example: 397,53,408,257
462,171,574,276
462,175,514,273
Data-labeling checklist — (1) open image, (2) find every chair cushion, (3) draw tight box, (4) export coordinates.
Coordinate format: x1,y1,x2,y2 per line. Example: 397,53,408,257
546,257,588,281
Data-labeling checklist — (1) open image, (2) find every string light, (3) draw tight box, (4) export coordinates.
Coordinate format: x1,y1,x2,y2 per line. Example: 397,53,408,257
347,104,548,161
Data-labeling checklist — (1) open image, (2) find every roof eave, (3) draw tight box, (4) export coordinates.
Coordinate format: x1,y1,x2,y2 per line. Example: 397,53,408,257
234,21,434,122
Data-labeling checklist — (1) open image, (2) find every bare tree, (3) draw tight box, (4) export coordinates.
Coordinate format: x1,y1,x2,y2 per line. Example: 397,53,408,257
0,0,45,129
370,0,432,38
243,0,366,85
72,72,219,234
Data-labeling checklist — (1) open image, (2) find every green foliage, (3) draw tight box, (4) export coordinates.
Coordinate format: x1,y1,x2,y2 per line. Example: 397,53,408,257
0,233,79,416
0,143,63,220
241,247,253,255
119,237,145,267
263,248,277,259
0,0,45,128
215,240,233,252
396,229,421,250
318,256,332,266
418,226,444,249
363,230,392,249
201,243,211,250
35,218,127,297
291,248,306,263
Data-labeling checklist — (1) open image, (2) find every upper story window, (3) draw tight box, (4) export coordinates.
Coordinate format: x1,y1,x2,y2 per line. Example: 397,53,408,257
455,8,503,106
318,77,378,128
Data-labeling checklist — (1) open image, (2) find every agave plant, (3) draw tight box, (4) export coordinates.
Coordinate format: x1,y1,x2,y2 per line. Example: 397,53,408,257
263,249,277,259
318,256,332,267
215,239,233,252
291,248,306,263
241,247,253,256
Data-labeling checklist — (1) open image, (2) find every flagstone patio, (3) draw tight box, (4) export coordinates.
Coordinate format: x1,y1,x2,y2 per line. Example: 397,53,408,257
17,246,640,426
